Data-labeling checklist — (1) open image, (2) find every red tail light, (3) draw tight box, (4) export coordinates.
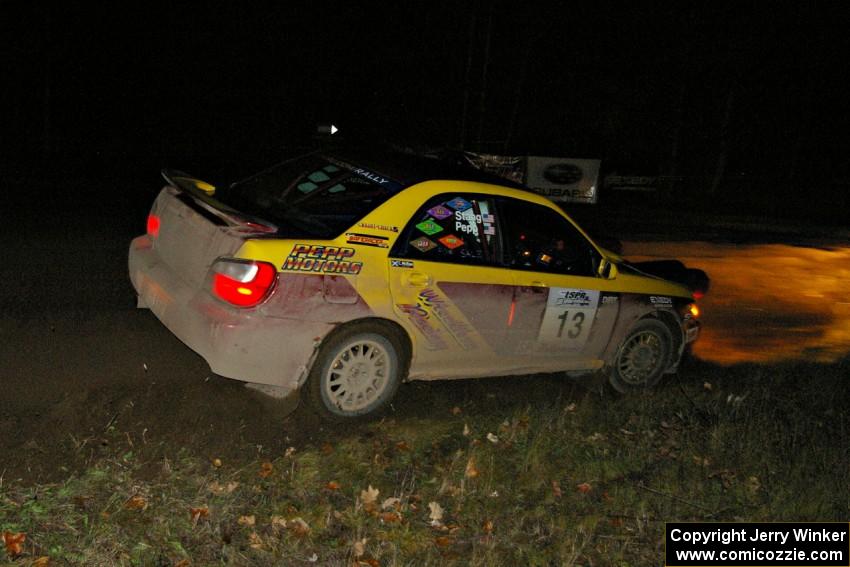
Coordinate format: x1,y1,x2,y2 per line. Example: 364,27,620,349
211,259,277,307
146,214,161,238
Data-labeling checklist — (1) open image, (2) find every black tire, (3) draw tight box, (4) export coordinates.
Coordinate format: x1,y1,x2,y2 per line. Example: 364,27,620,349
608,319,673,393
304,321,407,421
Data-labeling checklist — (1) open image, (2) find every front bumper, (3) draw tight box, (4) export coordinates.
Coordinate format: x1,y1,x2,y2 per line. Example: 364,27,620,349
128,235,332,392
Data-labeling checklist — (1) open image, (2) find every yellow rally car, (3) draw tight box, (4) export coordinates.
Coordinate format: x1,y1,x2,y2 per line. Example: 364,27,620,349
129,150,701,419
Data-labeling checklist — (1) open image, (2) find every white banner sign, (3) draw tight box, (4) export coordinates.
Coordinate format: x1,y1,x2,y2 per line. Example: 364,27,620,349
525,157,601,204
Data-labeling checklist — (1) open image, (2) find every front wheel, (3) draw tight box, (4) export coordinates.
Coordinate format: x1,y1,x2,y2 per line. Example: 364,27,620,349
608,319,673,393
304,322,406,420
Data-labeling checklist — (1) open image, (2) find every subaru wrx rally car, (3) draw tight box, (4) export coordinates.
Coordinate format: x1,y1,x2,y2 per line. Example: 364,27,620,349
129,150,701,420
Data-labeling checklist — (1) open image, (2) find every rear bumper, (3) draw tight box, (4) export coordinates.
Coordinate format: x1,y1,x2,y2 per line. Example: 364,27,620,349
128,235,332,392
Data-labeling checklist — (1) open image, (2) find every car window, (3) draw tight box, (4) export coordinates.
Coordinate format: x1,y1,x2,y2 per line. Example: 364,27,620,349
499,198,598,277
391,194,502,267
218,154,403,238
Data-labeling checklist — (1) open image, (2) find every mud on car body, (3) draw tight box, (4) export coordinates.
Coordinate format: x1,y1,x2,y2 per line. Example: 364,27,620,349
129,150,702,420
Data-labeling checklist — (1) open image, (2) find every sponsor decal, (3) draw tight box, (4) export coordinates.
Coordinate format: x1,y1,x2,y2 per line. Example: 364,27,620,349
323,157,403,191
410,236,437,253
602,295,619,304
417,288,477,350
391,259,414,268
345,232,389,248
427,205,453,220
445,197,472,211
650,295,673,306
439,234,464,249
416,218,443,236
453,208,494,236
282,244,362,275
357,222,398,233
553,289,594,308
397,303,448,350
352,168,390,185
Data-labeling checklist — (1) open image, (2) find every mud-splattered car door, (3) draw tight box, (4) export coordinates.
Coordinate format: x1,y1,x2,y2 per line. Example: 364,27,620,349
499,197,620,373
387,193,515,380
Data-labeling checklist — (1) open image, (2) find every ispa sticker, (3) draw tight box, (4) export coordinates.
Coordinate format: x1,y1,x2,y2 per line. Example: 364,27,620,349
537,288,600,349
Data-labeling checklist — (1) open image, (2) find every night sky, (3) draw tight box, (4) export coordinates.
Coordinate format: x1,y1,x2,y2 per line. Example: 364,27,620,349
4,2,850,217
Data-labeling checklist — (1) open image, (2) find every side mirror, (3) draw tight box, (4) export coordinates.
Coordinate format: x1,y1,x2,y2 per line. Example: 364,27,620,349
598,258,618,279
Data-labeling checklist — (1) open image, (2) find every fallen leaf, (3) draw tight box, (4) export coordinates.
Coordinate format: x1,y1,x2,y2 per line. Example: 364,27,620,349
288,517,310,537
465,456,479,478
173,560,190,567
577,482,592,494
258,462,273,478
190,507,209,524
451,406,462,415
360,485,380,505
212,458,222,468
248,532,264,549
462,423,470,436
32,558,50,567
482,519,494,533
321,442,334,455
124,494,148,510
3,532,25,557
486,433,499,444
359,559,380,567
284,446,296,458
208,480,239,494
270,516,288,531
428,501,444,526
610,517,624,527
434,536,454,548
551,480,562,498
325,480,342,491
395,440,411,452
565,402,577,412
746,475,761,494
703,382,713,391
381,497,401,511
353,537,368,557
238,515,256,526
380,511,401,523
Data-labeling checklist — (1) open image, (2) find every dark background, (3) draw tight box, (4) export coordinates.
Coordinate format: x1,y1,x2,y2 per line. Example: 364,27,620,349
4,2,850,220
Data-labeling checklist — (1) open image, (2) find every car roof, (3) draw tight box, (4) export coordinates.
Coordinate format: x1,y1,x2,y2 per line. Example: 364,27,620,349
325,148,528,192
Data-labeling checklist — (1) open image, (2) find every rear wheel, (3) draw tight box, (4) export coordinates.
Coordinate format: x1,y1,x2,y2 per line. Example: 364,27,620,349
608,319,672,392
305,322,406,420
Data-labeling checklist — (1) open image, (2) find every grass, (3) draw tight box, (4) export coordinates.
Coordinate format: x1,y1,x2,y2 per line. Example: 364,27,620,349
2,359,849,566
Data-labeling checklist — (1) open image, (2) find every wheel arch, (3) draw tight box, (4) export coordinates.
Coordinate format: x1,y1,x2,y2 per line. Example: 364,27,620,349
322,316,413,373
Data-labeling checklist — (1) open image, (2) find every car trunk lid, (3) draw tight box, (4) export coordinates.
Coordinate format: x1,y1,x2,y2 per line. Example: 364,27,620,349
150,171,277,289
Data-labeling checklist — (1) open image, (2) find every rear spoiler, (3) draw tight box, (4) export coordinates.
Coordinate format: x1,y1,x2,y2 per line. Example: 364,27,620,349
161,169,278,233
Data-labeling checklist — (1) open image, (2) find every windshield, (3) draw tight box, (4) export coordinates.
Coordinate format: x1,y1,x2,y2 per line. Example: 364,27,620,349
217,153,403,238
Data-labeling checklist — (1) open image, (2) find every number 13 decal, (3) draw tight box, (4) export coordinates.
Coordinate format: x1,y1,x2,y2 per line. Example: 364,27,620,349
539,288,599,349
557,310,585,339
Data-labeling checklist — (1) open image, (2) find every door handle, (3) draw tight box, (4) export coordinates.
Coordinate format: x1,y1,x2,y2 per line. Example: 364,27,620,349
404,272,432,287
